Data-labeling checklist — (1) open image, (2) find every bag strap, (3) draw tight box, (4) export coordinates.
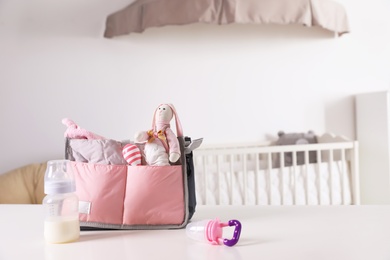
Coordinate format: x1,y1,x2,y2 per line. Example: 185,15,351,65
152,104,183,137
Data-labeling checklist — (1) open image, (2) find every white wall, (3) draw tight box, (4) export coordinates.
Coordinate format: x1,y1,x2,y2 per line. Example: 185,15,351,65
1,0,389,174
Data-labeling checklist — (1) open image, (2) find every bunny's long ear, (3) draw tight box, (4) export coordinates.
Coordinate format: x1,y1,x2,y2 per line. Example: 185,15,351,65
166,104,183,137
150,104,160,130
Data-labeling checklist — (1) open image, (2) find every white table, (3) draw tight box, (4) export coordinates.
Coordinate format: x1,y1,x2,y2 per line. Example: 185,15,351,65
1,205,390,260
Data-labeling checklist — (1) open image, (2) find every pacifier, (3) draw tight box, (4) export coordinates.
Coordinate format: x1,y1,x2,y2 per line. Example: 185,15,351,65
186,218,242,247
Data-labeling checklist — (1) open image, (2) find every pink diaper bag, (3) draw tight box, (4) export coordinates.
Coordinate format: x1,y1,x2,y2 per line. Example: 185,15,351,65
63,113,201,230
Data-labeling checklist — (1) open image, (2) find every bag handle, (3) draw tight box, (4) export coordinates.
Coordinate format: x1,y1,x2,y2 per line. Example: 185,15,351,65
151,104,183,137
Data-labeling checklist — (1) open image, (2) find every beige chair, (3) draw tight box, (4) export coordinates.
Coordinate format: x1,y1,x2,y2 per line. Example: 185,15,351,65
0,163,46,204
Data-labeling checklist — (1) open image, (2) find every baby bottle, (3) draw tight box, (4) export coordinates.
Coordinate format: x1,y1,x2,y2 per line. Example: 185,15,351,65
186,218,242,246
43,160,80,243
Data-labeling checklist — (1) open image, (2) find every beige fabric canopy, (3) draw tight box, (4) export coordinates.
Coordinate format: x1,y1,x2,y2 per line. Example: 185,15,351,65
104,0,350,38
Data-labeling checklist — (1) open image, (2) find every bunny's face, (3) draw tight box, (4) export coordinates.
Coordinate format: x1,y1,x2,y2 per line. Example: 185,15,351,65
156,104,173,123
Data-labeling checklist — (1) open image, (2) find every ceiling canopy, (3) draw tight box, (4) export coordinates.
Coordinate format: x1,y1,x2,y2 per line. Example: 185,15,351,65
104,0,350,38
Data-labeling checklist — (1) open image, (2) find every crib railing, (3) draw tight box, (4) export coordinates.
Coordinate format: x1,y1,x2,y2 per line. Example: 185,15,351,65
193,141,360,206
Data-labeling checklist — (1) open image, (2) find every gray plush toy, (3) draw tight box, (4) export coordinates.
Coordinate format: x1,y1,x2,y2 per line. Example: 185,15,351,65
274,130,318,167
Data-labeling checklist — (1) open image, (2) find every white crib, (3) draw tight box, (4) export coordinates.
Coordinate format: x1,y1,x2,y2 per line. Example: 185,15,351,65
193,133,360,206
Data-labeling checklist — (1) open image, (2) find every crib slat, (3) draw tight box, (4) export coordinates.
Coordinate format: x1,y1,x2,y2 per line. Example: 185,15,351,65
329,150,334,205
216,155,221,205
340,149,346,205
228,154,234,205
243,153,248,205
267,152,272,205
304,150,309,205
202,155,207,205
254,153,259,205
292,151,297,205
351,141,360,205
280,152,284,205
316,150,322,205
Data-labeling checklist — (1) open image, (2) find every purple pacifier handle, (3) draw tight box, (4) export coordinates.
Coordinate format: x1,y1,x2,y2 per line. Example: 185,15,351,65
223,219,242,247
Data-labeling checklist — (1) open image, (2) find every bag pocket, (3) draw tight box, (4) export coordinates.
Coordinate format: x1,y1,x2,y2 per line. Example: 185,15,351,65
71,162,127,225
123,165,185,225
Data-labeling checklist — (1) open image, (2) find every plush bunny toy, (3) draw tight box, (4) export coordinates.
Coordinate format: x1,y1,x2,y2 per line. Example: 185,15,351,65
134,104,181,166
